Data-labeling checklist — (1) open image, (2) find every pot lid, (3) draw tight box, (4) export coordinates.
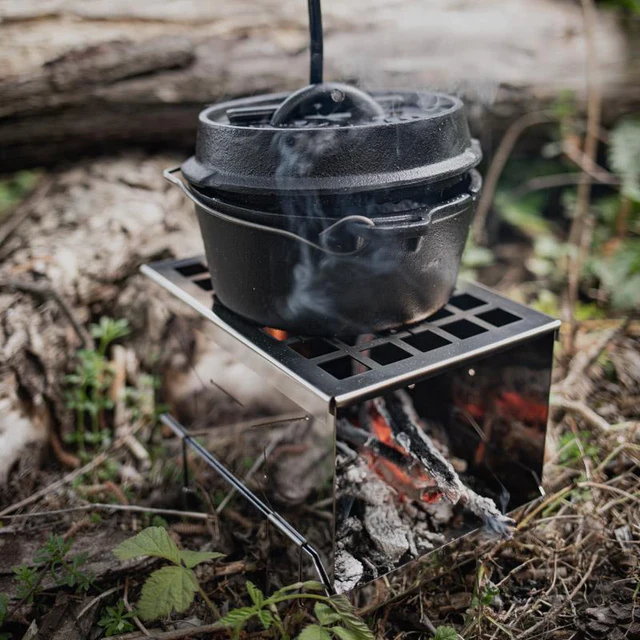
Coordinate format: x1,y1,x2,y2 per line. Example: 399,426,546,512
181,85,481,196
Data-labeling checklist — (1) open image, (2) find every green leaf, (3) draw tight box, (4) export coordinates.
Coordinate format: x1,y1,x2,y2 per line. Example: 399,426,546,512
179,549,225,569
331,628,363,640
433,627,459,640
271,580,327,597
114,527,181,565
257,608,274,630
324,596,374,640
245,580,264,608
314,602,342,626
462,243,495,269
590,239,640,310
609,117,640,201
298,624,332,640
137,565,198,621
495,191,553,237
218,606,257,628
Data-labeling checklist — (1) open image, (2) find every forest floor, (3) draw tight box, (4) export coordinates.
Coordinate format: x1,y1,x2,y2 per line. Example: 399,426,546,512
0,155,638,640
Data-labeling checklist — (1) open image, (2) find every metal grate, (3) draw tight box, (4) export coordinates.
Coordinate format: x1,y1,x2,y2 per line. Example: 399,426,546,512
142,256,560,409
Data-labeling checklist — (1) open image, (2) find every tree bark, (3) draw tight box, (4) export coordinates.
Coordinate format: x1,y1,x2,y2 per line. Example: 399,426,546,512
0,0,637,172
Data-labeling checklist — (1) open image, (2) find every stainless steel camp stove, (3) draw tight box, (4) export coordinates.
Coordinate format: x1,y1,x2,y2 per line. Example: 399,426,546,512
143,256,559,598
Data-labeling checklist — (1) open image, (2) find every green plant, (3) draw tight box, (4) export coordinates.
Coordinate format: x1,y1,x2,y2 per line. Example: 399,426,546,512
589,238,640,310
460,238,495,280
557,430,599,466
602,0,640,12
609,118,640,202
90,317,132,358
295,598,374,640
113,527,373,639
98,600,136,636
65,317,131,452
0,170,40,217
65,349,114,451
113,527,224,620
12,565,39,602
431,628,459,640
11,535,93,607
471,583,500,608
217,581,373,640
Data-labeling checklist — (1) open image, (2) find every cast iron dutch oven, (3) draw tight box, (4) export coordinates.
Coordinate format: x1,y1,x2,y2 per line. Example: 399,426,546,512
166,83,482,336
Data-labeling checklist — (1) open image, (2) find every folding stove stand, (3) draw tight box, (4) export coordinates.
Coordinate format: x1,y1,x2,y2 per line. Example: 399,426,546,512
143,256,560,598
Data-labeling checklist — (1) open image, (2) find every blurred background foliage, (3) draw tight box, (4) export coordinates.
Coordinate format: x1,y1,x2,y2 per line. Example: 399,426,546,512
462,92,640,318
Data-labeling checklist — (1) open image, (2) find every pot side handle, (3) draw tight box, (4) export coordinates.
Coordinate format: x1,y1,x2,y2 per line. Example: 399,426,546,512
163,166,375,256
350,192,474,240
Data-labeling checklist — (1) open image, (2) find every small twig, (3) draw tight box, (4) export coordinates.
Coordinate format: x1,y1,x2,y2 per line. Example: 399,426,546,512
1,502,216,521
125,577,151,637
49,431,81,469
564,215,595,354
513,171,618,198
513,552,600,639
112,622,226,640
211,559,257,578
63,516,92,540
562,141,616,186
472,111,554,244
0,278,92,348
551,396,611,432
0,425,141,516
578,481,640,504
556,318,631,396
516,486,574,531
564,0,603,351
77,585,122,620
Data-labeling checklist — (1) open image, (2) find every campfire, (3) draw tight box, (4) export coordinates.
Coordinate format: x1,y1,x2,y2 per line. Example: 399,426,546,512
333,388,517,591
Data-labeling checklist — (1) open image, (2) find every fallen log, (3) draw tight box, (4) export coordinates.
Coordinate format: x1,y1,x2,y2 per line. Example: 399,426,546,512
0,0,637,172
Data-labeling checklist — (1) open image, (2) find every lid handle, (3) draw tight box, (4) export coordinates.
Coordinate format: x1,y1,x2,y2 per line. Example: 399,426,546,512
308,0,323,84
269,82,385,126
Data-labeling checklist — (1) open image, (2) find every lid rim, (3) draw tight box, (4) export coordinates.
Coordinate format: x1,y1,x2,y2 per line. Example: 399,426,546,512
182,144,481,195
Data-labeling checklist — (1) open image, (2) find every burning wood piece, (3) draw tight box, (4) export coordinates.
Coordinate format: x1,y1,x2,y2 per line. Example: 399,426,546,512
337,420,443,503
367,393,463,502
355,390,515,538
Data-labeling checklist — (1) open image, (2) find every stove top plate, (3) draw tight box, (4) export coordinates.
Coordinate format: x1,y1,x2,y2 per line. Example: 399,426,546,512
142,256,560,409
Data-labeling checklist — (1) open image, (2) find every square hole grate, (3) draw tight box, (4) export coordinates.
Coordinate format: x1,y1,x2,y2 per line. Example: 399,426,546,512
440,319,487,339
403,330,451,353
142,256,560,405
290,338,339,358
319,356,370,380
477,308,520,327
366,343,412,365
449,293,485,311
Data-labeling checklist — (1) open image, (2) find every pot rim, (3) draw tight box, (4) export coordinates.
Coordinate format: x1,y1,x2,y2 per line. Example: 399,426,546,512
189,169,481,227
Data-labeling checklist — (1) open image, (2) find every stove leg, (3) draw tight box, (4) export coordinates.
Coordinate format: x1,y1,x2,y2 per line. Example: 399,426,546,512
181,437,194,509
298,546,304,584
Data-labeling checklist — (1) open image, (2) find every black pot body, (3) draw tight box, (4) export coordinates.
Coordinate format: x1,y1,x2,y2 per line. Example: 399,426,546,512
191,171,481,336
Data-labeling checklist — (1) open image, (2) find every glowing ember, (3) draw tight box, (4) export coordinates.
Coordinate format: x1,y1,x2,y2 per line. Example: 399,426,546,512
265,327,288,341
363,403,443,504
